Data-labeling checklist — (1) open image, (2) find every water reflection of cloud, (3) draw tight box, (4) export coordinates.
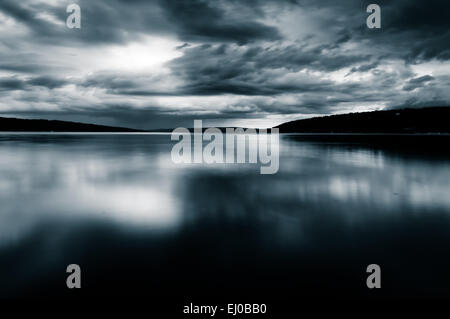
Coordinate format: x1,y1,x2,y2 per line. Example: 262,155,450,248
0,136,183,245
2,134,450,297
1,133,450,247
279,137,450,213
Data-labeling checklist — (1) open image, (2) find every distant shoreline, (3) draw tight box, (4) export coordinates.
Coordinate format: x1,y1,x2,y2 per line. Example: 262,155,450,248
1,106,449,134
0,117,143,133
0,132,449,136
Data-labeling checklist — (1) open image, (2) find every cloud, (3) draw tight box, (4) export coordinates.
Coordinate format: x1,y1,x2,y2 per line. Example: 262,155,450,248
0,0,449,129
167,43,371,96
159,0,281,43
403,75,434,91
347,62,379,75
27,76,68,89
0,77,26,91
0,76,67,91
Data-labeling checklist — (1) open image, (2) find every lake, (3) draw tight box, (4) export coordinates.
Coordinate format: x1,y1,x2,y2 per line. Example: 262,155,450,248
0,133,450,298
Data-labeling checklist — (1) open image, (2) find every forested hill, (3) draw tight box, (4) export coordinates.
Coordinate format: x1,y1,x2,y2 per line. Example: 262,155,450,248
276,107,450,133
0,117,142,132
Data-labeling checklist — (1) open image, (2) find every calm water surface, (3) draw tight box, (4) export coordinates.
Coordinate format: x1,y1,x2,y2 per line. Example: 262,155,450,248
0,133,450,298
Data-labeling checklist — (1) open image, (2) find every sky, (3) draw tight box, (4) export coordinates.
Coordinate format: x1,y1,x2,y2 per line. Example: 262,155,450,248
0,0,449,129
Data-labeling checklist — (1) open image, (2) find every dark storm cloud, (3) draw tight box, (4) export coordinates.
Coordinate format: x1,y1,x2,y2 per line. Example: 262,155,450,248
79,39,367,97
1,0,448,60
0,1,51,33
0,77,26,91
0,0,281,45
287,0,450,62
402,75,434,91
0,0,173,45
251,45,371,72
0,62,47,74
0,76,67,91
167,43,371,96
158,0,281,43
348,0,450,62
385,4,446,61
78,73,176,96
27,76,68,89
1,0,448,55
348,62,379,75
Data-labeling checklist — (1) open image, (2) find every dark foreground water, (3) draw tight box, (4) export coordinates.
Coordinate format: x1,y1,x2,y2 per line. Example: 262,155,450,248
0,133,450,299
